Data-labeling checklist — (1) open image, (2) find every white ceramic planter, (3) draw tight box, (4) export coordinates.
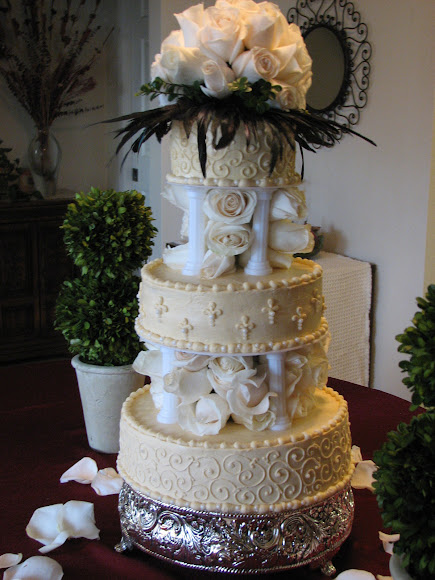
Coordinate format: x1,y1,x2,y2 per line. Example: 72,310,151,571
72,355,144,453
390,553,414,580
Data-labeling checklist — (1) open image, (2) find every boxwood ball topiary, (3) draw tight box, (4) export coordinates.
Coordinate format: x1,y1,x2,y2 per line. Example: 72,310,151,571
56,275,142,367
373,413,435,579
396,284,435,410
61,187,157,279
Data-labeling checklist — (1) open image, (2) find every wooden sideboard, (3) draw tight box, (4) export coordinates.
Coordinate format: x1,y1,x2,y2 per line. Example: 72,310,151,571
0,199,75,364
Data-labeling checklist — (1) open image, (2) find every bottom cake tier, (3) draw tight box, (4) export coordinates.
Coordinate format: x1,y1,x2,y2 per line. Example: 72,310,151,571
116,482,354,575
117,385,354,573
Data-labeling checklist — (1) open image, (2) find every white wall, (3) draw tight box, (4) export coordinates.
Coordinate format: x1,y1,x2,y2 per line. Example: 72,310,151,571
276,0,434,399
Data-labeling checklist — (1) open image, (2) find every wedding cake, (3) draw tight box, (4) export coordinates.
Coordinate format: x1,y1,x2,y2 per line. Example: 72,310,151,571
115,1,354,574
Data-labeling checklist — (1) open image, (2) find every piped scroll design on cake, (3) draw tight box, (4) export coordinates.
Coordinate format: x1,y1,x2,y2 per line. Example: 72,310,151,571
118,388,352,511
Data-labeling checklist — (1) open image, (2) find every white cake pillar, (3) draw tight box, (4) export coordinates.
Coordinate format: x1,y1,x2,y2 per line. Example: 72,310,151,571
245,189,272,276
157,346,178,424
182,187,206,277
266,351,289,431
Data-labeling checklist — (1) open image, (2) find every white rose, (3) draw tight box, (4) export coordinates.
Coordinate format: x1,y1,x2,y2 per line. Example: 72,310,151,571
232,47,281,83
207,356,254,398
201,60,235,99
164,367,212,405
268,220,314,254
199,5,245,64
243,2,292,50
160,45,209,85
206,221,253,256
232,410,276,431
179,394,231,435
269,187,307,221
163,242,189,270
175,4,204,47
275,84,304,110
204,189,257,224
201,249,236,278
173,351,213,372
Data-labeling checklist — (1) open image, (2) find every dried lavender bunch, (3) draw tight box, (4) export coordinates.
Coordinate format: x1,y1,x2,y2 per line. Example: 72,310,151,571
0,0,112,130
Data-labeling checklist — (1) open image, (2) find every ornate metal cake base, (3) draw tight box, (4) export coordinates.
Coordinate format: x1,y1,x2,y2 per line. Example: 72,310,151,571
115,482,354,575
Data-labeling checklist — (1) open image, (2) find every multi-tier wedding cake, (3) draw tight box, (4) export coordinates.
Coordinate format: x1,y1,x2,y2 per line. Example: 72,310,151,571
115,0,355,574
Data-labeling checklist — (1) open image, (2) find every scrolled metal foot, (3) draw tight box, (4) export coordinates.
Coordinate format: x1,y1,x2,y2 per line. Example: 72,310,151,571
115,534,133,553
320,560,336,576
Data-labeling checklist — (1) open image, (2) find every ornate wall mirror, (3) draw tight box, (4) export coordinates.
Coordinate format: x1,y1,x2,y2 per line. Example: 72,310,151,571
288,0,371,137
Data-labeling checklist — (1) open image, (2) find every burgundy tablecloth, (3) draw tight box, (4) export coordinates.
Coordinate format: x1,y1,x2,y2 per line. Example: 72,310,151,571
0,360,422,579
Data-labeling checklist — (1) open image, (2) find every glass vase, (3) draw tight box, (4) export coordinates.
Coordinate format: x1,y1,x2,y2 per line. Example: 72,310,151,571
28,128,61,197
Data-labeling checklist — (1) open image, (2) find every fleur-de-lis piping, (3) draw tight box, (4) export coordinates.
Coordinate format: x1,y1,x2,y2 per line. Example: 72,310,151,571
179,318,193,337
292,306,307,331
236,315,255,340
311,290,323,313
154,296,168,320
204,301,223,327
262,298,280,325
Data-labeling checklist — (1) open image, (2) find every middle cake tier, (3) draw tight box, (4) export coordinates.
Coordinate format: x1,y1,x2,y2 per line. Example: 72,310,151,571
136,257,327,354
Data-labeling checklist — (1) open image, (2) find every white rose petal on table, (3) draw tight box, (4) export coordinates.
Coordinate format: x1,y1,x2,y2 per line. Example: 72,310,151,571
3,556,63,580
91,468,123,496
335,571,376,580
26,501,100,553
352,460,377,491
0,553,22,569
379,531,400,555
60,457,98,484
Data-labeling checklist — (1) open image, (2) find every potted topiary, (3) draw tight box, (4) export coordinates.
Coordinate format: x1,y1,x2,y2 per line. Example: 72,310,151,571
56,187,157,453
373,284,435,580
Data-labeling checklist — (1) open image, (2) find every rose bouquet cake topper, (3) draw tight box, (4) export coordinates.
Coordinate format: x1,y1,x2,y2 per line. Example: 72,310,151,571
108,0,374,173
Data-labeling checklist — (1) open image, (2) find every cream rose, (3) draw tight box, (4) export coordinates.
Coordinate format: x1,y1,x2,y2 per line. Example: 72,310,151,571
268,220,314,254
275,84,304,110
243,2,292,50
178,394,231,435
269,187,307,221
175,4,204,47
173,351,213,371
204,189,257,224
133,350,164,409
206,221,253,256
232,47,281,83
162,242,189,270
201,249,236,278
159,45,209,85
201,60,235,99
207,356,254,398
199,5,245,64
164,367,212,405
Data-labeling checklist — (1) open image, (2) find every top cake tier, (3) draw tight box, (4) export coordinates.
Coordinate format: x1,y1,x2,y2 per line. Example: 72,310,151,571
167,121,301,188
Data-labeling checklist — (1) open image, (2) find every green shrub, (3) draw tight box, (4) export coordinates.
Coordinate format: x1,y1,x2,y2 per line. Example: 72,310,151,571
373,413,435,579
56,188,156,366
396,284,435,409
374,284,435,579
61,187,156,279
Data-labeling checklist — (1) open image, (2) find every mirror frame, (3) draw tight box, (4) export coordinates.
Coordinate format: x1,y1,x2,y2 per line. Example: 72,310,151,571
288,0,371,138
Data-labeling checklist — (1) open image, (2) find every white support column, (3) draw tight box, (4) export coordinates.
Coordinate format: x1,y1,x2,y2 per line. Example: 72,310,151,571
245,189,272,276
157,346,178,424
182,187,206,276
266,351,289,431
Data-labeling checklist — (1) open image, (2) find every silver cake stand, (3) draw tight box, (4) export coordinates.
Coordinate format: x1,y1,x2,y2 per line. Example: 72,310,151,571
115,482,354,575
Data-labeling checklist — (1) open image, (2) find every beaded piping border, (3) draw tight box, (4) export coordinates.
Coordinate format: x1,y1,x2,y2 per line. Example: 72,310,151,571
116,481,354,575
